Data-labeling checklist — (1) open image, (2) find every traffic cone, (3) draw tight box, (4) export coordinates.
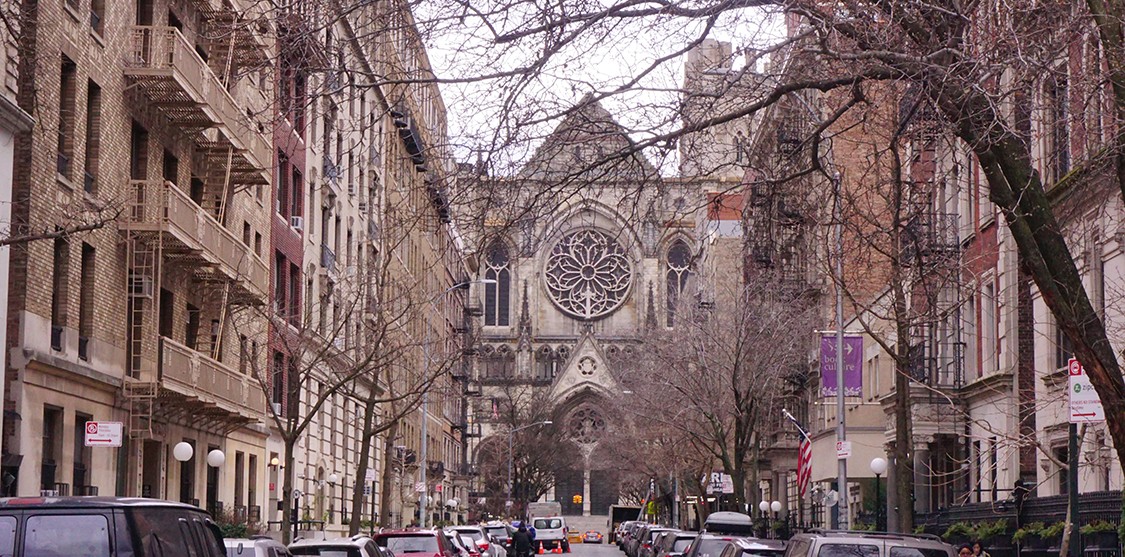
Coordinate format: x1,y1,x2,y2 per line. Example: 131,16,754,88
538,546,545,555
554,547,563,554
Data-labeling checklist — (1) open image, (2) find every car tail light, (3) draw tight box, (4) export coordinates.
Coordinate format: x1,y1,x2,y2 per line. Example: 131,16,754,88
478,542,491,551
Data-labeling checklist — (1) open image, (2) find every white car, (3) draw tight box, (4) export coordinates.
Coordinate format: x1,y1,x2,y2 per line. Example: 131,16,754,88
450,526,509,557
531,517,569,552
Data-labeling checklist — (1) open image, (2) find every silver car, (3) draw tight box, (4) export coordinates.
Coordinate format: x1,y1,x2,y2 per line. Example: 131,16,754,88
451,526,509,557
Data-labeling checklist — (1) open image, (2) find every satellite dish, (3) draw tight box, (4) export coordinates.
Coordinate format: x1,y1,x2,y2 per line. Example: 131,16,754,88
824,490,840,508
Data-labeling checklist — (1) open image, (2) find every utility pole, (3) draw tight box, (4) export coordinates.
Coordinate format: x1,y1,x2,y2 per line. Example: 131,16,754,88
833,172,850,529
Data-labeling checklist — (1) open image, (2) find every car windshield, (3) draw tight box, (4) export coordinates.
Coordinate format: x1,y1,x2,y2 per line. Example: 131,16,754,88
290,548,362,557
378,536,440,554
460,535,476,548
458,531,485,542
743,549,785,557
486,528,509,538
696,539,734,557
534,519,563,529
890,549,948,557
674,539,695,552
818,545,880,557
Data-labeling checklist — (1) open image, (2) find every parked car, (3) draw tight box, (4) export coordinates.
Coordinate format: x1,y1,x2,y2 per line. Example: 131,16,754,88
653,531,697,557
450,525,509,557
227,536,293,557
638,527,677,557
682,533,745,557
618,521,644,549
718,539,787,557
450,532,481,557
375,530,460,557
584,531,604,544
0,496,225,557
783,531,954,557
291,535,389,557
532,516,570,552
623,522,651,556
483,523,514,551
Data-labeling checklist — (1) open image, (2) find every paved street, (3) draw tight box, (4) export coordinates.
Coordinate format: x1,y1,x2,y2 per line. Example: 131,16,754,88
569,539,620,557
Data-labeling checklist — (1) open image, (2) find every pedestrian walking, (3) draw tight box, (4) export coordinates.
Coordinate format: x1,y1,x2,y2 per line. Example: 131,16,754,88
957,544,973,557
972,541,991,557
513,524,533,557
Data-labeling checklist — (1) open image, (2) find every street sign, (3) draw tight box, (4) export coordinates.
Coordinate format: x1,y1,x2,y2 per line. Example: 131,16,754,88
435,484,443,493
703,472,734,494
415,482,426,493
836,441,852,459
1068,358,1105,423
366,469,376,483
84,421,123,447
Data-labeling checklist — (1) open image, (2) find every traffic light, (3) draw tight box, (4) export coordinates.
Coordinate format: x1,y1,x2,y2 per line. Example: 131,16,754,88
572,494,583,504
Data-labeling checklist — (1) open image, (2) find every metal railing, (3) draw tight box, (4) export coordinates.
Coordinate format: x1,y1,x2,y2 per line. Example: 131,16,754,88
123,26,270,171
124,180,268,300
160,336,268,418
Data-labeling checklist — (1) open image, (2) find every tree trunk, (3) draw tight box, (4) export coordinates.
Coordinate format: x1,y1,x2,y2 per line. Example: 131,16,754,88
379,419,400,527
349,395,379,535
281,438,297,544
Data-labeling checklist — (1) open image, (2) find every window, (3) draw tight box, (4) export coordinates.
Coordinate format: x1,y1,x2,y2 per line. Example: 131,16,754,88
1055,318,1074,370
79,243,95,360
1047,72,1070,184
817,545,879,557
289,263,301,326
1054,445,1068,495
26,514,111,557
73,412,93,491
666,240,692,327
90,0,105,34
0,516,15,556
291,169,303,220
277,152,290,217
181,441,196,506
58,57,77,178
130,122,148,180
275,251,287,317
272,351,285,409
980,280,997,373
185,303,200,350
254,232,262,256
41,406,63,491
889,549,949,557
483,241,511,326
83,80,101,193
51,238,69,350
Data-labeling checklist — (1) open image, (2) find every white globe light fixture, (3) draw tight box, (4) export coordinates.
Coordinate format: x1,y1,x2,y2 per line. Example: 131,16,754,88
173,442,193,462
770,501,782,513
328,473,340,485
758,500,769,513
446,498,458,508
206,449,225,468
870,457,888,476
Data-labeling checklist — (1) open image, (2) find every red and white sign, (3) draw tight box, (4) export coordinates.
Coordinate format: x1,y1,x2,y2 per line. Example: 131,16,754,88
835,441,852,459
84,421,123,447
1068,358,1105,424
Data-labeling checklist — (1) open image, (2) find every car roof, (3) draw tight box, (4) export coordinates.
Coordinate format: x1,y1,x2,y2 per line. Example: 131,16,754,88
292,536,376,548
732,539,786,550
793,531,949,549
0,496,204,510
378,530,443,536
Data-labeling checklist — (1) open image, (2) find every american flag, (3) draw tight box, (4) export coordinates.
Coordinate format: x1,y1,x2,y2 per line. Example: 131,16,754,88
797,431,812,498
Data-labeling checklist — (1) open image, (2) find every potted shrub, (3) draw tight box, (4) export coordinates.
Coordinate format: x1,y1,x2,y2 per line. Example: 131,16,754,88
945,522,975,544
1013,522,1046,550
1040,522,1066,550
976,519,1011,548
1080,520,1119,550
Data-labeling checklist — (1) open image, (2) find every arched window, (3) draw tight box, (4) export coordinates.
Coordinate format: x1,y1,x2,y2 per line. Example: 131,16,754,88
536,346,556,381
666,240,693,327
483,241,511,326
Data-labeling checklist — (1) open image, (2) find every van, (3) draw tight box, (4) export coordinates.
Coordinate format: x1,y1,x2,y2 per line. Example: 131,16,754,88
784,530,954,557
531,516,569,552
0,496,226,556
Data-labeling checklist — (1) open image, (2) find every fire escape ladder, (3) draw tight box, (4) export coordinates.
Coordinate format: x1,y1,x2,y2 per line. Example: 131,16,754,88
125,380,158,439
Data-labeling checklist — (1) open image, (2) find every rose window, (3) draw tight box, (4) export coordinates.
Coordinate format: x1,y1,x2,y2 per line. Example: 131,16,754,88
544,229,633,319
569,407,606,444
577,356,596,377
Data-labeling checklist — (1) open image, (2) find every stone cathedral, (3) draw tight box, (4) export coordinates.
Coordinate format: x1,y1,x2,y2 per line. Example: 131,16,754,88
463,40,752,517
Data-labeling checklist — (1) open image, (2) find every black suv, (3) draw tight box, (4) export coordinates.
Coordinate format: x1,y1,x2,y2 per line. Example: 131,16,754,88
0,496,226,557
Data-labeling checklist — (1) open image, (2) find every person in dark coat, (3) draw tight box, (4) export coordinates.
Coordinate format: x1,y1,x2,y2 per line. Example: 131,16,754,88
512,524,533,557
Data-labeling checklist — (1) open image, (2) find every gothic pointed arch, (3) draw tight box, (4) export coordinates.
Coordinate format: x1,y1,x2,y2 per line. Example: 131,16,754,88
665,238,694,327
483,239,512,326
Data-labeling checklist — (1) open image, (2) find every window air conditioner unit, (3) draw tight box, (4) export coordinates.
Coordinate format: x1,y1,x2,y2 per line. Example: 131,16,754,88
290,216,304,231
128,275,154,298
271,402,282,416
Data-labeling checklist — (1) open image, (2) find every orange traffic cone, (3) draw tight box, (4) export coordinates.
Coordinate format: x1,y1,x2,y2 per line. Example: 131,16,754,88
538,546,545,555
554,547,563,554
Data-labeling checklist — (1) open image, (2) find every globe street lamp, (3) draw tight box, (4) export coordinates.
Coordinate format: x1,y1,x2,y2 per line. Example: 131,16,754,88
508,421,552,518
870,457,888,532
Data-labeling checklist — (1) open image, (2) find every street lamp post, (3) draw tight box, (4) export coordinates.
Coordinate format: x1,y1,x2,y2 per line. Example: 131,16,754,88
870,457,887,532
420,279,494,528
507,421,552,518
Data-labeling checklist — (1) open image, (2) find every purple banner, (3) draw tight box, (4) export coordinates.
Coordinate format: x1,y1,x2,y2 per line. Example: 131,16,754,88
820,335,863,397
